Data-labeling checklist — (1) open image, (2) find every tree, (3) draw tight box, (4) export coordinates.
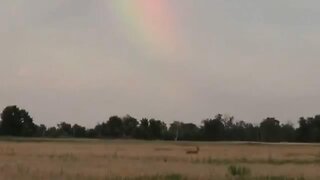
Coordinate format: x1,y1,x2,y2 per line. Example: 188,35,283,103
35,124,47,137
296,115,320,142
169,122,200,141
107,116,123,138
280,122,296,142
0,106,37,136
20,109,37,137
122,115,138,137
135,118,150,139
72,124,86,137
260,117,281,142
223,116,236,140
45,127,59,137
3,104,320,143
201,114,225,141
225,120,244,141
242,123,260,141
0,106,23,136
94,122,108,137
168,121,181,140
57,122,72,137
149,119,167,139
86,128,97,138
296,117,308,142
310,115,320,142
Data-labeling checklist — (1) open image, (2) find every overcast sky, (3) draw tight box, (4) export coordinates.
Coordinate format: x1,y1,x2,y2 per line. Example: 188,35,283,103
1,0,320,127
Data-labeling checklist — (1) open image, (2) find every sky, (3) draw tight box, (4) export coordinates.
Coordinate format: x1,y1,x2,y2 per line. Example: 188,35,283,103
1,0,320,127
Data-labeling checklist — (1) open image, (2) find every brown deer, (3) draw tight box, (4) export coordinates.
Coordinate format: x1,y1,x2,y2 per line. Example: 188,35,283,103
186,146,200,154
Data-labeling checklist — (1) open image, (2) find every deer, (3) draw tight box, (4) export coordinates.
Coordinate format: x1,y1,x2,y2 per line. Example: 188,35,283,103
186,146,200,154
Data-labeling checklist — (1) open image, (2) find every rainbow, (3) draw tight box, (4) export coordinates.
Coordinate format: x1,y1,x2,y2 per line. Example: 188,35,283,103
108,0,181,56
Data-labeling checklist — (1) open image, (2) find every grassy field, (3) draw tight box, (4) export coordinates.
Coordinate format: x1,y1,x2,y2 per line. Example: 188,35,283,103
0,138,319,180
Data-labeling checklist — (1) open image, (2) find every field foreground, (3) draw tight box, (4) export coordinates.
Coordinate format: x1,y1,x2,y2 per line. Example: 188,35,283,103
0,139,319,180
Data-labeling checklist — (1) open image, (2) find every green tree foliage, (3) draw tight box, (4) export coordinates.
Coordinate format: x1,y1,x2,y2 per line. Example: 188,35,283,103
72,124,86,137
122,115,138,137
57,122,72,137
1,106,23,136
169,121,200,141
135,118,150,139
94,122,108,137
35,124,47,137
149,119,167,139
20,109,37,137
296,117,309,142
107,116,123,137
296,115,320,142
3,106,320,143
201,114,225,141
45,127,59,137
280,122,295,142
260,117,281,142
85,128,97,138
225,120,253,141
0,106,37,136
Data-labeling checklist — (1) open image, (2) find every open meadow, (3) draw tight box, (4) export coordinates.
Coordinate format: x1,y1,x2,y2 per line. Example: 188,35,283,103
0,139,319,180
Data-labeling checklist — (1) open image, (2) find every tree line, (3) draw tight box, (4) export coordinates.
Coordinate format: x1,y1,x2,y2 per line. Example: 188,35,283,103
1,105,320,142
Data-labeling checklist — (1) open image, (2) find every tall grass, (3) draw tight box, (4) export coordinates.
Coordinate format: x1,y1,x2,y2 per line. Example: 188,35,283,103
0,139,318,179
227,165,251,179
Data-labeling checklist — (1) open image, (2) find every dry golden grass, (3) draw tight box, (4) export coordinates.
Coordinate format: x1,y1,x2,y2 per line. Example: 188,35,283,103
0,138,319,179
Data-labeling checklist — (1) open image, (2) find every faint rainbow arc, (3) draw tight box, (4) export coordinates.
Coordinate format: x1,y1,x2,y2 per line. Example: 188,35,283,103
109,0,181,55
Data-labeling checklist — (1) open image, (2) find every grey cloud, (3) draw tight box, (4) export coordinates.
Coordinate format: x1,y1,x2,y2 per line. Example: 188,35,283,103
1,0,320,127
